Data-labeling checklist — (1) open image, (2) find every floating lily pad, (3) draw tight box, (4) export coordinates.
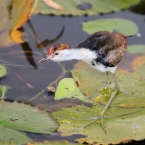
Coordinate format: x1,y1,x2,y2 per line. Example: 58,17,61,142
0,65,7,78
0,126,32,145
127,45,145,54
0,101,58,144
53,105,145,144
55,78,93,103
0,142,15,145
34,0,141,16
53,53,145,144
71,60,145,108
0,0,33,48
82,18,138,36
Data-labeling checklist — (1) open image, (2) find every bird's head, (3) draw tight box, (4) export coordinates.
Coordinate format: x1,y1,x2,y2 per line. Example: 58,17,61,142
38,44,70,63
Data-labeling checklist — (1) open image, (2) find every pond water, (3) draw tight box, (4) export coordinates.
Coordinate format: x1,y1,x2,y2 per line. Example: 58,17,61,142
0,9,145,144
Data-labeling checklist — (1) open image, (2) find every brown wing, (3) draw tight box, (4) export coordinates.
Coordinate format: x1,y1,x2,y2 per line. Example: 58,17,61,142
76,31,113,51
77,31,127,67
104,32,127,66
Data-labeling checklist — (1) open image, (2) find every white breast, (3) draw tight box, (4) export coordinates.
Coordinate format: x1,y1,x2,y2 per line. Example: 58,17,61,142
84,60,117,74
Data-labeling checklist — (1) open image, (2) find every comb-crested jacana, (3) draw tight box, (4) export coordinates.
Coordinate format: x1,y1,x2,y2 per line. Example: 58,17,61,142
38,31,136,133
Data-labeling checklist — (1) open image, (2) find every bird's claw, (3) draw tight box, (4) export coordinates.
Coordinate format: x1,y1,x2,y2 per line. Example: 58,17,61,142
83,115,107,134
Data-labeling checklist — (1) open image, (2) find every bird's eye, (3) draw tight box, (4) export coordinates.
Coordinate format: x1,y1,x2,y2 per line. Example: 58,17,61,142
55,52,59,55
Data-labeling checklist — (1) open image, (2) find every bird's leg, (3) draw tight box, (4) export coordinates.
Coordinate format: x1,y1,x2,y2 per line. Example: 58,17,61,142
106,71,111,94
100,84,119,130
84,72,120,133
84,85,119,133
113,73,119,88
88,71,113,98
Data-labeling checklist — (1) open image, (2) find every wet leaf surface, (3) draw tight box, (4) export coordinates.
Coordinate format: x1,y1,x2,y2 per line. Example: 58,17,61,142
0,0,33,48
34,0,141,16
0,101,58,144
0,65,7,78
82,18,138,36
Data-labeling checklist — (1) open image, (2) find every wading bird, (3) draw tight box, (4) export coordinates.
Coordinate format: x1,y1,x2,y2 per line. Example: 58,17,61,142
38,31,135,132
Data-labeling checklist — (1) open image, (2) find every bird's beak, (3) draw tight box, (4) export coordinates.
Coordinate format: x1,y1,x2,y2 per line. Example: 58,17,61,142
38,55,51,64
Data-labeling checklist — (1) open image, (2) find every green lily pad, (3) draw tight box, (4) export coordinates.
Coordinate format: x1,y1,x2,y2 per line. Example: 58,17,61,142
0,101,58,144
53,105,145,144
82,18,138,36
31,141,83,145
34,0,141,16
127,45,145,54
0,142,15,145
0,126,32,145
53,55,145,144
0,65,7,78
71,60,145,108
55,78,93,103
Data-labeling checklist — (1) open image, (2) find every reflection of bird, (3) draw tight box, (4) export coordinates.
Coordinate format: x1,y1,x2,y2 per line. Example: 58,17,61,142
38,31,135,132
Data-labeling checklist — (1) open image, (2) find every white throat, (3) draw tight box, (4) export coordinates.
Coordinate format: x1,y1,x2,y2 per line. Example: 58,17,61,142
51,48,97,62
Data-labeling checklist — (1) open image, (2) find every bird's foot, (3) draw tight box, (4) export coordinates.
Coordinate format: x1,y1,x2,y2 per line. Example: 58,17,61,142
88,82,115,99
83,114,107,134
104,81,116,96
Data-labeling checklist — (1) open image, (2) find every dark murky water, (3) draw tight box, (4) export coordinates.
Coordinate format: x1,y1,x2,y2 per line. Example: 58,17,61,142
0,9,145,144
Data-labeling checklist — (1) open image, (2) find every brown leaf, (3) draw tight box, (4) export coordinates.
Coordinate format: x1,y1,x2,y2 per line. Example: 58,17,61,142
10,0,34,43
131,56,145,71
0,0,33,48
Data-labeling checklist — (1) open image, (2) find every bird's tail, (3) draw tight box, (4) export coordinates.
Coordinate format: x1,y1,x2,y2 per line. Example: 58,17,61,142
125,33,141,38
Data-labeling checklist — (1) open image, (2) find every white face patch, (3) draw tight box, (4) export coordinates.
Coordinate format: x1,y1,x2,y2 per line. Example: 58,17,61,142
51,48,97,62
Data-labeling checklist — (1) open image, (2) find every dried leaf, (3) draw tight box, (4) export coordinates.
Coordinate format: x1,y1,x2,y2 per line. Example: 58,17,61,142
0,0,33,48
10,0,34,43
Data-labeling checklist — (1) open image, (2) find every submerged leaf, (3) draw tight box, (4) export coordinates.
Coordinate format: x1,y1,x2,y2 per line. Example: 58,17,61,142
0,101,58,144
82,18,138,36
34,0,141,16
